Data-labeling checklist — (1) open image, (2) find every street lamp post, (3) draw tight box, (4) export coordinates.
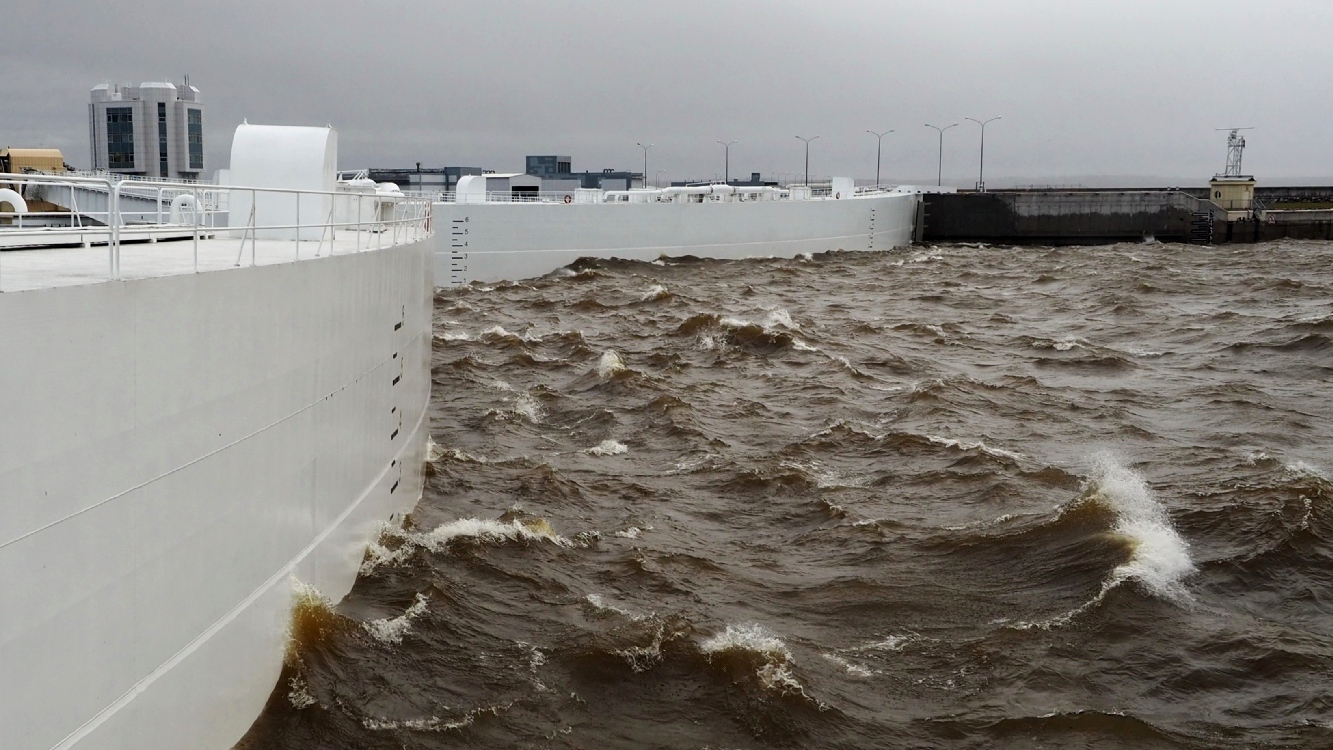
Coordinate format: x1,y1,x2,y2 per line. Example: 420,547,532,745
636,142,652,189
964,116,1001,192
795,135,820,186
924,123,958,187
717,140,737,184
866,129,894,187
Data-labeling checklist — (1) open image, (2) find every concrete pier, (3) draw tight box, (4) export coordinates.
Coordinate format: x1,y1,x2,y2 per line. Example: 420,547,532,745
921,188,1333,245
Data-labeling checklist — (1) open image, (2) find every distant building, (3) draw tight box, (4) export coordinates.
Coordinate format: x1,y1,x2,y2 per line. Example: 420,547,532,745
525,155,642,191
89,80,204,179
525,155,571,176
672,172,779,188
367,165,484,194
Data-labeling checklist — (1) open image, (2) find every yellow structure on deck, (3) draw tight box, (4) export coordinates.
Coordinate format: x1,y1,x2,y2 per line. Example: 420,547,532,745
0,148,67,174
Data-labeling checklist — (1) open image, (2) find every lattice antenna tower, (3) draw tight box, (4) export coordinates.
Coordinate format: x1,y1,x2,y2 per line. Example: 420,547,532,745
1215,127,1254,177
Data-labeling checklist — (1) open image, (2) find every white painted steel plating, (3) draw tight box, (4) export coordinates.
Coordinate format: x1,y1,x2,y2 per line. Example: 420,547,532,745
430,186,919,286
0,172,434,749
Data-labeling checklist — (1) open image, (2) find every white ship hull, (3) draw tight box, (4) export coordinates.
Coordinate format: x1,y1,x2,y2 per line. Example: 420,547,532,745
432,190,919,286
0,238,433,749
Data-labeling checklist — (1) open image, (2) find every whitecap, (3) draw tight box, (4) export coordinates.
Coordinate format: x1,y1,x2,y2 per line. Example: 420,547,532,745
925,434,1024,461
701,623,791,661
584,439,628,456
361,517,574,574
513,392,544,422
584,593,637,619
763,308,799,330
425,436,445,462
821,653,874,677
1089,453,1195,602
791,339,820,352
287,675,317,709
415,517,572,552
597,349,626,379
1284,459,1329,482
641,284,669,301
363,593,429,645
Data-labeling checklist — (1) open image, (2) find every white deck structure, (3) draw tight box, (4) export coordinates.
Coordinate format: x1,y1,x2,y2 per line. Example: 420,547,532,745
0,127,434,750
428,177,921,286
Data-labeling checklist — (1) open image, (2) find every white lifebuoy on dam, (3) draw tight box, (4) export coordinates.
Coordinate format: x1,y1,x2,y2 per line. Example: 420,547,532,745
0,188,29,214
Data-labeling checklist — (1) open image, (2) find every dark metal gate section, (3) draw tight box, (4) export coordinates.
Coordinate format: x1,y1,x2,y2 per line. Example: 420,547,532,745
1188,210,1214,244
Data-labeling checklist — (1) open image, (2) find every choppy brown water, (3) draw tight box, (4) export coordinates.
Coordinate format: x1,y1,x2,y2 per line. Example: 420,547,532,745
241,240,1333,749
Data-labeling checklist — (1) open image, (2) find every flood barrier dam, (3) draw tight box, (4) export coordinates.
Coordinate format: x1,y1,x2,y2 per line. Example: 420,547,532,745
920,187,1333,245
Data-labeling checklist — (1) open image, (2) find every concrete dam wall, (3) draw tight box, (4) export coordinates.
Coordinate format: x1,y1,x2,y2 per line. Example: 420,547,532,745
922,191,1204,245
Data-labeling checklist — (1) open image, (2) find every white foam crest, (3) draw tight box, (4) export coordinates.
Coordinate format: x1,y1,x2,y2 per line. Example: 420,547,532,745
613,525,646,539
362,517,573,574
290,579,331,609
702,623,791,661
925,434,1025,461
821,653,875,677
1088,454,1195,603
361,526,417,573
702,624,821,701
424,436,445,462
363,593,429,645
641,284,670,301
597,349,626,379
849,635,915,652
1284,459,1329,482
584,439,628,456
436,330,471,342
513,392,544,423
1121,343,1163,357
584,593,638,619
617,621,674,673
1243,450,1272,465
792,339,820,352
287,675,317,709
808,419,885,442
943,512,1019,532
696,331,722,351
489,379,516,392
416,517,573,552
1009,586,1115,631
763,308,799,330
362,704,508,732
779,459,866,489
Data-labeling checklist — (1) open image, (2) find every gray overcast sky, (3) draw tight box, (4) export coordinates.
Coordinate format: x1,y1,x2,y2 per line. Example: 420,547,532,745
3,1,1331,186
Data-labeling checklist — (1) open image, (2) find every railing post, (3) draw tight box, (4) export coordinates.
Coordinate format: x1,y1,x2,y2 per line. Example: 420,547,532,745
295,189,301,260
192,186,200,273
251,188,258,266
109,178,121,280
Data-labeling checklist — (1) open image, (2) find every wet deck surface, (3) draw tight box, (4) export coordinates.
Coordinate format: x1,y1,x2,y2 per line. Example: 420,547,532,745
0,229,421,293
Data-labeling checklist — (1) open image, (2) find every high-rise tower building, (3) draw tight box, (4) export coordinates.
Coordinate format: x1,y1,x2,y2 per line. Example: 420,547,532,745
89,80,204,180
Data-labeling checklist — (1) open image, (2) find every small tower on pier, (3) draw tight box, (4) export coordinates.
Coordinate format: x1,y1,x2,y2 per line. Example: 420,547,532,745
1209,127,1255,211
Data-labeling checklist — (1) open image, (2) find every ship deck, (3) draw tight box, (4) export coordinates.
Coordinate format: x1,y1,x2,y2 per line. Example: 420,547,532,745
0,229,413,293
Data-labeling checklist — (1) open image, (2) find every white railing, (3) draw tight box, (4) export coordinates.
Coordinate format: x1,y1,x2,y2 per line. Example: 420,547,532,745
0,171,432,289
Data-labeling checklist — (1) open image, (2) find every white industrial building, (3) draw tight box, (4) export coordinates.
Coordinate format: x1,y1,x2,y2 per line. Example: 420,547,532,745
88,80,204,180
